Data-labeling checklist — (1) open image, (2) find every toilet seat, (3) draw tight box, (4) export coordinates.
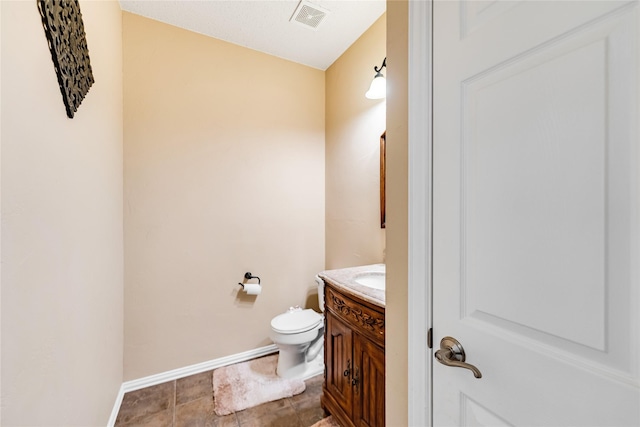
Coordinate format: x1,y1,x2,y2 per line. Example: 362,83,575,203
271,309,322,334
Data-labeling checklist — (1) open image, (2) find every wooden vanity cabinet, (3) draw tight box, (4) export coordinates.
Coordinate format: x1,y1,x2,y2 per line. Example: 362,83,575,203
322,283,385,427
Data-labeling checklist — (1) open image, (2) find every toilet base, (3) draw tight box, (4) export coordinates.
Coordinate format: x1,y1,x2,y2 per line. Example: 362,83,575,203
275,342,324,381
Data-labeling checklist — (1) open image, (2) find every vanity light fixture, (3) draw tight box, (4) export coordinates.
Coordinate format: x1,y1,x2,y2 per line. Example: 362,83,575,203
365,57,386,100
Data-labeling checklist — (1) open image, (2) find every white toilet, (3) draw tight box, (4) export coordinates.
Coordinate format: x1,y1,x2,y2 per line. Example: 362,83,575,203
269,276,325,379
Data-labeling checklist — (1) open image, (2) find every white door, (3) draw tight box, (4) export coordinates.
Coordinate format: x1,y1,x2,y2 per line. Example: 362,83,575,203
432,1,640,425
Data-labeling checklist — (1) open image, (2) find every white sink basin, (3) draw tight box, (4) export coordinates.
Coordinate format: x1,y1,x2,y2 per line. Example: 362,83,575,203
354,271,385,290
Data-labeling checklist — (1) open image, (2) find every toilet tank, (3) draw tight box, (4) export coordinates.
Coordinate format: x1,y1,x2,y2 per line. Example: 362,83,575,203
315,275,325,312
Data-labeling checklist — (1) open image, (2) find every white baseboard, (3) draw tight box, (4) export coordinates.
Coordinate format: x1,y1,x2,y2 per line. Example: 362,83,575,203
107,344,278,426
121,344,278,393
108,385,126,427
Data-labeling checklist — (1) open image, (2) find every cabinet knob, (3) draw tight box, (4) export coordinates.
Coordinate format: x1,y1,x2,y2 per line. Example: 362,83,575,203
351,366,359,387
343,359,351,377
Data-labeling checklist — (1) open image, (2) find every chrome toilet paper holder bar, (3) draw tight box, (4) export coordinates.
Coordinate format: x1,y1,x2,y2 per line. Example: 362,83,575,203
238,272,261,288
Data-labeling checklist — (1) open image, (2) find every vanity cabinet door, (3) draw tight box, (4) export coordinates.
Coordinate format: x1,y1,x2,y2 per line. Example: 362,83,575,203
325,311,354,419
353,333,385,427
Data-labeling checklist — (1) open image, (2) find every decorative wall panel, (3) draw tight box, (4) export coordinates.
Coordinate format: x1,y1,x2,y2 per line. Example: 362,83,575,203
38,0,94,118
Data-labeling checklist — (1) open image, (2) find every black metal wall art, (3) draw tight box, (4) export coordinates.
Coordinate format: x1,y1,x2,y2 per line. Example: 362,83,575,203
37,0,94,118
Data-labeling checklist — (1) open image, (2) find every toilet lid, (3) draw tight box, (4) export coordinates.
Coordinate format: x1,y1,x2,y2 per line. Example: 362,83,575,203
271,309,322,334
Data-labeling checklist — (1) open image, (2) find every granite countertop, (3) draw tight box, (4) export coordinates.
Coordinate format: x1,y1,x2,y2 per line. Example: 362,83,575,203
318,263,385,308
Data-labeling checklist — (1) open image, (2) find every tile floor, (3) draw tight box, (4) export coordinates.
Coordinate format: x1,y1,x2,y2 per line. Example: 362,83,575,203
115,370,327,427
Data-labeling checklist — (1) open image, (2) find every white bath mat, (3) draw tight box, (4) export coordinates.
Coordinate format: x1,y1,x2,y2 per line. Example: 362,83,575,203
311,415,341,427
212,354,306,415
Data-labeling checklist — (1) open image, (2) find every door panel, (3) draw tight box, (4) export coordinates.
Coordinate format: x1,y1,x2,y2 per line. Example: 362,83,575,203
463,37,608,351
433,1,640,425
460,395,513,427
460,0,521,39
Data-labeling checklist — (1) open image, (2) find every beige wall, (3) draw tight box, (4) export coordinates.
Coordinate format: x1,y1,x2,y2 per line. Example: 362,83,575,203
123,13,325,380
385,1,409,425
1,1,124,425
325,10,407,424
325,15,386,270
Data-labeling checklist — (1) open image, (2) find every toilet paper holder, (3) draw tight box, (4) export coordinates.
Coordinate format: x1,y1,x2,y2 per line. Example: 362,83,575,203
238,272,261,288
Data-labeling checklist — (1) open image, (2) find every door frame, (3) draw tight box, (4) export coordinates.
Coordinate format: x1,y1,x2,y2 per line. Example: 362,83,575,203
407,1,433,426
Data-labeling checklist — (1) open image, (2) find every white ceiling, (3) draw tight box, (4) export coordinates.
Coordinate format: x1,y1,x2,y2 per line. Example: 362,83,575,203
119,0,386,70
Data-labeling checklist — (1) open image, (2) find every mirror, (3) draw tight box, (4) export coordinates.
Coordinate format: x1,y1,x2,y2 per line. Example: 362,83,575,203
380,131,386,228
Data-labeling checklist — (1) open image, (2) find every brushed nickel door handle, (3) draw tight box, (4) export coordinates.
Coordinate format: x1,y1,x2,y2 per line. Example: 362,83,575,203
434,336,482,378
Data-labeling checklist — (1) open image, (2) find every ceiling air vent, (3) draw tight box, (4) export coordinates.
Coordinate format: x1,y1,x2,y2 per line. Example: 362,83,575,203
290,0,330,31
